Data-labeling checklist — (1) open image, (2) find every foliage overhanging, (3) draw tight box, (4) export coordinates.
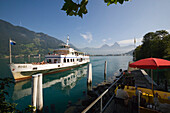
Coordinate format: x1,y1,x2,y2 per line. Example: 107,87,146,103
61,0,130,18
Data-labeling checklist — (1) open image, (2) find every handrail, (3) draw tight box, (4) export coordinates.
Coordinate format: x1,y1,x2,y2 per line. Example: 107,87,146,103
81,72,124,113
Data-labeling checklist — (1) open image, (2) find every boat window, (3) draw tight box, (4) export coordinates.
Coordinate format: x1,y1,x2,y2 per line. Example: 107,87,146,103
58,65,60,67
68,77,70,80
47,59,51,63
58,59,60,63
67,59,69,62
73,59,74,62
33,67,37,70
54,59,57,63
77,59,78,61
64,79,67,85
71,59,72,62
64,58,66,63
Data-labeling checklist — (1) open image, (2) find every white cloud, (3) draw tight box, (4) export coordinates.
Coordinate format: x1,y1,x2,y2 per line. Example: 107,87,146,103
167,29,170,33
108,38,112,40
80,32,93,43
118,38,143,46
102,39,106,43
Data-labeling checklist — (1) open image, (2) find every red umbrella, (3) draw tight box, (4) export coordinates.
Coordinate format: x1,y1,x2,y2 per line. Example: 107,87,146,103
129,58,170,93
129,58,170,69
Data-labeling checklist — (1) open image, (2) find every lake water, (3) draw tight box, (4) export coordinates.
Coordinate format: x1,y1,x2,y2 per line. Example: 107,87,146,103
0,56,133,112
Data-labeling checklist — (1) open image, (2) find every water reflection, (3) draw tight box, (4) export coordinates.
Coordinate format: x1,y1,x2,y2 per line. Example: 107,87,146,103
12,65,87,101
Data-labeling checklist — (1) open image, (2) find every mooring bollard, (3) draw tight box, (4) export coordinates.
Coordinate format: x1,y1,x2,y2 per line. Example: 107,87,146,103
87,82,92,91
32,74,38,111
87,63,92,84
37,73,43,111
104,61,107,81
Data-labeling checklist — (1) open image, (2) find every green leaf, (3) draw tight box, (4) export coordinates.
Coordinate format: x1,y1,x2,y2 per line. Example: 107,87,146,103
61,0,89,18
114,0,118,4
118,0,124,4
107,2,111,6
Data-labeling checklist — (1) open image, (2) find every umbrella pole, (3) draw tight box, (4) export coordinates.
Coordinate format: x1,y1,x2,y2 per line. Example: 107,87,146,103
151,69,154,95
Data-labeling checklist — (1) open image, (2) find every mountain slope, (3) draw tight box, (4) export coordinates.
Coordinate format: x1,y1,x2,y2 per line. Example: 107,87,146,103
0,19,77,57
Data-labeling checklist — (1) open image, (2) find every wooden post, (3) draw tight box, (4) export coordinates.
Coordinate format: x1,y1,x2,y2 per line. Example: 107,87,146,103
87,82,92,91
37,74,43,111
104,61,107,81
87,63,92,84
32,74,38,112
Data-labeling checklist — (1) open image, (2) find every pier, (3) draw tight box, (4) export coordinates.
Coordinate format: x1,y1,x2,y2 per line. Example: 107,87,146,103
68,66,170,113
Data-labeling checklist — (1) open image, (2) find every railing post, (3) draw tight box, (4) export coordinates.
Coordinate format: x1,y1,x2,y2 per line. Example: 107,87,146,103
81,73,124,113
100,97,102,113
138,91,141,113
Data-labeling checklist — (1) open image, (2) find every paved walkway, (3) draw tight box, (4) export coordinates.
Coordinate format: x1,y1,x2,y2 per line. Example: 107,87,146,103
103,69,157,113
103,98,138,113
131,70,157,89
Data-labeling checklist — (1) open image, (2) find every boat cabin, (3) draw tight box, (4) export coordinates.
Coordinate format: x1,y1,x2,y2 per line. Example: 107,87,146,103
44,48,89,64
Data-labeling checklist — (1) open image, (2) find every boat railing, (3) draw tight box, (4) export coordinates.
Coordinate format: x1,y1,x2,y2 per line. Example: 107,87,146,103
81,72,124,113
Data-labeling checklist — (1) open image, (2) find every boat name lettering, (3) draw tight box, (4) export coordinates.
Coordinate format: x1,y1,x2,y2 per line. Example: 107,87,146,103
18,65,27,68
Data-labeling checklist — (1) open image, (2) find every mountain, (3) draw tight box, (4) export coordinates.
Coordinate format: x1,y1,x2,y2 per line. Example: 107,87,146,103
111,42,120,48
0,19,77,58
80,43,134,55
100,44,110,49
124,50,134,56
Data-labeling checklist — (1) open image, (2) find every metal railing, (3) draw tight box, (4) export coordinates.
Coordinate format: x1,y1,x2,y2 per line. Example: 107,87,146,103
82,72,124,113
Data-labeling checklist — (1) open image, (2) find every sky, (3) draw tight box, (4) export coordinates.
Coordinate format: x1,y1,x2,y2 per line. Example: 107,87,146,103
0,0,170,48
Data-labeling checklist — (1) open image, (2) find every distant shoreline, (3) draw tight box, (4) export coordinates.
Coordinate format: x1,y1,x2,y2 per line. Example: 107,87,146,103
90,54,132,56
1,54,133,59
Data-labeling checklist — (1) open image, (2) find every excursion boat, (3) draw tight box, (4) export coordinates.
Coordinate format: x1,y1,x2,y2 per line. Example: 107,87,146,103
10,36,90,81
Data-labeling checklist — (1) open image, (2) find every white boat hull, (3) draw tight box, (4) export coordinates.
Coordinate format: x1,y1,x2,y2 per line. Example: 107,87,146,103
10,61,89,81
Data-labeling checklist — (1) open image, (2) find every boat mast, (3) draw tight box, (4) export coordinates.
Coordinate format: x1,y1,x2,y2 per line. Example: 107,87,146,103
9,38,12,64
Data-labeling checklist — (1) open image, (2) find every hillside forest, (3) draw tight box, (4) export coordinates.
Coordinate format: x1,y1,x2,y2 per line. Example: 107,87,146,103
0,19,77,58
134,30,170,60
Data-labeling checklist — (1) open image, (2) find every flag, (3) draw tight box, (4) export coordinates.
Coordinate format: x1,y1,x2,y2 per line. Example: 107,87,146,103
10,40,16,45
